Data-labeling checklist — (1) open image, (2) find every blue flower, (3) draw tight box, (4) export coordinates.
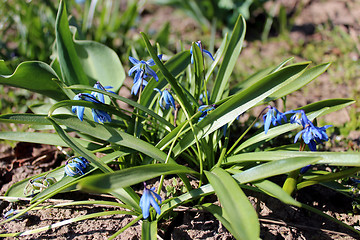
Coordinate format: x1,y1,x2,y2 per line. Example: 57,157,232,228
92,82,115,104
190,41,215,64
199,91,210,105
263,106,287,134
64,157,89,177
72,93,111,123
154,88,176,110
294,122,332,151
128,55,162,82
139,184,162,219
131,70,148,96
198,104,215,122
285,109,309,128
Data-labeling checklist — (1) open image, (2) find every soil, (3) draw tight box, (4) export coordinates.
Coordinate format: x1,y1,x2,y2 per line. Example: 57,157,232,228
1,0,360,239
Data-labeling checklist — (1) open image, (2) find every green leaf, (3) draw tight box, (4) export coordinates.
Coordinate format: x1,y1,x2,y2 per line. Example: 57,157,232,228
51,114,173,163
298,167,360,189
192,42,204,101
0,131,100,149
172,62,309,156
205,167,259,239
0,60,68,101
258,62,331,104
78,164,197,193
211,15,246,103
142,220,158,240
71,27,125,92
232,157,321,183
226,151,360,166
56,0,88,86
253,180,301,207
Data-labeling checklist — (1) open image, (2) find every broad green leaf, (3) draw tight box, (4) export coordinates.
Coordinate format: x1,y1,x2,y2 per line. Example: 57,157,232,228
226,151,360,166
253,180,301,207
192,42,204,101
258,62,331,105
71,27,125,92
231,98,355,153
200,203,237,236
141,32,194,114
78,164,197,193
232,157,320,183
56,0,88,86
142,220,158,240
172,62,309,156
205,168,259,239
0,113,50,125
0,131,100,149
211,15,246,103
297,167,360,189
51,114,173,163
0,60,67,101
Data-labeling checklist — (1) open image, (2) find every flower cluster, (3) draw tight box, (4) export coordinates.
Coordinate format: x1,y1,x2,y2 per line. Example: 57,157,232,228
72,82,112,123
263,106,332,152
128,55,162,95
64,157,89,177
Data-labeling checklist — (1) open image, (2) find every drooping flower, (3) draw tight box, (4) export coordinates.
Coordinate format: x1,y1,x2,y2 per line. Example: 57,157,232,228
131,70,148,96
199,91,210,105
128,55,162,82
139,183,162,219
198,104,215,122
64,157,89,177
154,88,176,110
190,41,215,64
92,82,115,103
263,106,287,134
294,122,332,151
72,93,111,123
285,109,309,128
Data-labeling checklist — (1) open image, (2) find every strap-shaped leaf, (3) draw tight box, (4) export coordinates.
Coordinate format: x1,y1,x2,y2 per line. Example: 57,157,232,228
78,164,197,193
226,151,360,166
0,60,67,101
56,0,88,86
205,167,260,240
211,15,246,103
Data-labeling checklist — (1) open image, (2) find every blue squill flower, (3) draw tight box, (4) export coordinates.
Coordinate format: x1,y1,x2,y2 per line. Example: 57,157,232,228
199,91,210,105
72,93,111,123
198,104,215,122
263,106,287,134
154,88,176,110
285,109,309,128
92,82,115,103
129,55,162,82
131,70,148,96
190,41,215,64
294,122,332,151
139,183,162,219
64,157,89,177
